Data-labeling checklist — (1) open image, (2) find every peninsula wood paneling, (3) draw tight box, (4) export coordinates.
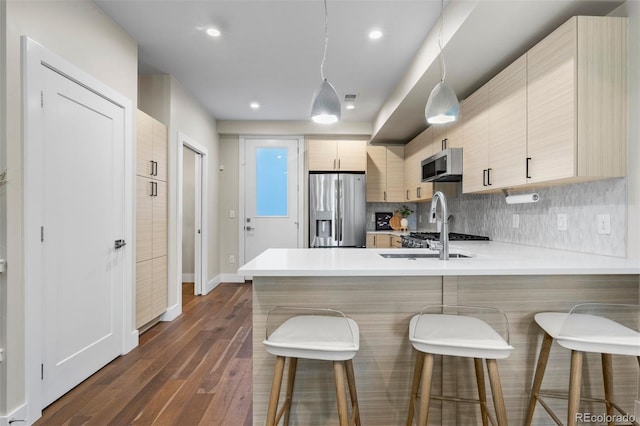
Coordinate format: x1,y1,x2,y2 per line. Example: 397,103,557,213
252,274,639,426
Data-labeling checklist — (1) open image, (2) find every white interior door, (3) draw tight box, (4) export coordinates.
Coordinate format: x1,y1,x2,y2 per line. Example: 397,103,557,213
242,137,302,264
41,66,125,406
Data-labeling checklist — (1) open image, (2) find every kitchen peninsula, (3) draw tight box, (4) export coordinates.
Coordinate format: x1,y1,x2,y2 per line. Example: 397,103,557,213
239,243,640,425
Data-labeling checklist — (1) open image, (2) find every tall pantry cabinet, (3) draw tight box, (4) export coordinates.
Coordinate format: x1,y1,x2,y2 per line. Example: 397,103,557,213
136,110,168,329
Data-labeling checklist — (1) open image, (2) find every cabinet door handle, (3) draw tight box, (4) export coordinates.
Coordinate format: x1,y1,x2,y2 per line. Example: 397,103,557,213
333,159,337,170
338,158,341,169
444,138,448,149
417,187,421,198
149,181,154,196
406,190,409,201
483,169,488,186
383,191,387,201
153,181,158,197
526,157,532,179
487,168,492,186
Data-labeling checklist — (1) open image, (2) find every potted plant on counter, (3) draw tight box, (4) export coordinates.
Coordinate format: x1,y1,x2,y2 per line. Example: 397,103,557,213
395,205,414,231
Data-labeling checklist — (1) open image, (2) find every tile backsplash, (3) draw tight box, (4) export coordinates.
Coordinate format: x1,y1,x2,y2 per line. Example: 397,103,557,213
415,178,627,257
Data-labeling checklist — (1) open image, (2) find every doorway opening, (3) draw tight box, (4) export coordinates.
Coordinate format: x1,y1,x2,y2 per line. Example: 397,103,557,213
177,133,208,305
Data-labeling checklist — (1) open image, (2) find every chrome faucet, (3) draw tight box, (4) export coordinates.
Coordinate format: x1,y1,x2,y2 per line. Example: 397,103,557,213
429,191,449,260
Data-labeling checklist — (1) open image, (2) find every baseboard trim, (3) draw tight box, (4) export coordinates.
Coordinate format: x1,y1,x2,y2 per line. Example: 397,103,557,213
0,403,28,426
124,328,139,354
219,273,246,284
181,273,194,282
160,302,181,322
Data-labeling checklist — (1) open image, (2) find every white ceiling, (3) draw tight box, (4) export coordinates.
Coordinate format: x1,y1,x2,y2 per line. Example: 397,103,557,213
95,0,625,143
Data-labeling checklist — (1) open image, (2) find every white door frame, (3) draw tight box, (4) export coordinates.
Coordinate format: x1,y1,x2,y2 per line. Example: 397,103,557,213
238,135,304,268
22,37,134,422
177,132,208,296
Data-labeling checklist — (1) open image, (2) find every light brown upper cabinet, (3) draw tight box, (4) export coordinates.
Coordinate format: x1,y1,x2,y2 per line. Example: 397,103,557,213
462,85,489,193
463,16,626,194
463,55,527,193
431,115,463,151
527,16,627,184
367,145,404,202
404,127,434,202
307,139,367,172
137,110,168,182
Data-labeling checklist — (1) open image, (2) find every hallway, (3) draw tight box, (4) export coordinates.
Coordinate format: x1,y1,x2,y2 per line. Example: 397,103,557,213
36,283,253,425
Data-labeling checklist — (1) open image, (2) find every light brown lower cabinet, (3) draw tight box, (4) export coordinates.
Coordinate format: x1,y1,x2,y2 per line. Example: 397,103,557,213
136,256,168,328
367,233,402,248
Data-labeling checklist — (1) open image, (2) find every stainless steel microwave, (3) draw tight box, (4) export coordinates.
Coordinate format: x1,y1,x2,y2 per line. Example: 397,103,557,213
421,148,463,182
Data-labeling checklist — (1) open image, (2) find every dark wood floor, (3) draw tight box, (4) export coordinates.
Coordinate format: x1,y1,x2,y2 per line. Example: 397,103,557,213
36,282,253,426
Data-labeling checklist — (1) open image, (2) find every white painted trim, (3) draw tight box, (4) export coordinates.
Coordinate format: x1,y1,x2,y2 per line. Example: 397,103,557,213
0,402,28,426
159,303,181,322
238,135,304,276
181,273,195,282
218,273,246,284
22,37,135,422
205,275,223,295
177,132,208,306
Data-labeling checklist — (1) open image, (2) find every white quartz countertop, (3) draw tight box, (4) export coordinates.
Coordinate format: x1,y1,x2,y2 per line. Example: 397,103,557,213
238,242,640,276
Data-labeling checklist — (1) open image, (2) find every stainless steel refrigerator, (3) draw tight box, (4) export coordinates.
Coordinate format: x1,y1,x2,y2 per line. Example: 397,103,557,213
309,172,366,248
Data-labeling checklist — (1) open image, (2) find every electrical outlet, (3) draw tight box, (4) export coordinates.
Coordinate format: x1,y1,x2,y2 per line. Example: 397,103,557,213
512,214,520,229
418,215,422,224
557,214,567,231
597,214,611,235
228,255,235,264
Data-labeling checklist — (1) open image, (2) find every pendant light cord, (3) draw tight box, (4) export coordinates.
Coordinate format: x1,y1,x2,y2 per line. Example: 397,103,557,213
320,0,329,81
438,0,446,83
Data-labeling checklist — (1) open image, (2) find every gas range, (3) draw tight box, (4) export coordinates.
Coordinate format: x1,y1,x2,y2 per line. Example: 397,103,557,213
402,232,490,248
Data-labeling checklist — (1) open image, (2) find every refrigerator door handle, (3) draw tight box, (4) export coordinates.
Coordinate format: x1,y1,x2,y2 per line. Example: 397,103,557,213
336,178,342,243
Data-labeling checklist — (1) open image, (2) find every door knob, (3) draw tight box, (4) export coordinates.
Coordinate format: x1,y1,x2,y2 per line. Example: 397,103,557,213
246,226,254,231
114,239,126,249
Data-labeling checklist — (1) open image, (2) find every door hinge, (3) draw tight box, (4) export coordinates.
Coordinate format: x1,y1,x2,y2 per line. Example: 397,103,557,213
40,226,44,242
40,91,44,108
41,363,44,380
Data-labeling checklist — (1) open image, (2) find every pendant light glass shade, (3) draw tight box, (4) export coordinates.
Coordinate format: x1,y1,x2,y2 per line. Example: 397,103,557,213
311,79,341,124
425,81,459,124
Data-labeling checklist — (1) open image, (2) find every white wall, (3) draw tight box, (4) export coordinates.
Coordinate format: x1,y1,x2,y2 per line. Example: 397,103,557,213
4,0,137,416
168,76,220,297
219,136,240,274
182,147,196,278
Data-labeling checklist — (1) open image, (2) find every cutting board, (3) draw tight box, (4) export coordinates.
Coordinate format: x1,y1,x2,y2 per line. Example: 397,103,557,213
389,214,402,231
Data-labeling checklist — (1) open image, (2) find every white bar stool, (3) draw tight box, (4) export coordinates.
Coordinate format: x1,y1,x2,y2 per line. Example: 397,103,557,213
406,305,514,426
525,303,640,426
263,307,361,426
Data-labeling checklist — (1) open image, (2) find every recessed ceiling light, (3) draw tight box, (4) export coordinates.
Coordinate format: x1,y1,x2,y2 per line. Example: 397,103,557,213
206,27,221,37
368,30,383,40
346,104,355,110
250,102,260,109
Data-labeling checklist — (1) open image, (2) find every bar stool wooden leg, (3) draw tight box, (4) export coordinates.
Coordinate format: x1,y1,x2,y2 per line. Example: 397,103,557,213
601,353,614,426
407,351,425,426
486,359,508,426
334,361,350,426
283,357,298,426
417,353,434,426
524,332,553,426
567,350,583,426
267,356,286,426
345,359,361,426
474,358,489,426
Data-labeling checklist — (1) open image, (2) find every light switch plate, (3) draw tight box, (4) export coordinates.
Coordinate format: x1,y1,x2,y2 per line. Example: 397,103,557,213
557,214,567,231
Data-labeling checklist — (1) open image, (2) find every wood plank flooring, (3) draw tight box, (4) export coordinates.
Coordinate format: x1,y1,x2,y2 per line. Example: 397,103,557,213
35,282,253,426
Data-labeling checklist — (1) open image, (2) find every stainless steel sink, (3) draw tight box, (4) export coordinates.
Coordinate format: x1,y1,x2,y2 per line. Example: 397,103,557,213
379,253,470,259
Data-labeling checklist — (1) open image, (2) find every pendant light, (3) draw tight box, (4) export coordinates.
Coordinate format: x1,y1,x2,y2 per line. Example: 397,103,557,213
425,0,459,125
310,0,341,124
